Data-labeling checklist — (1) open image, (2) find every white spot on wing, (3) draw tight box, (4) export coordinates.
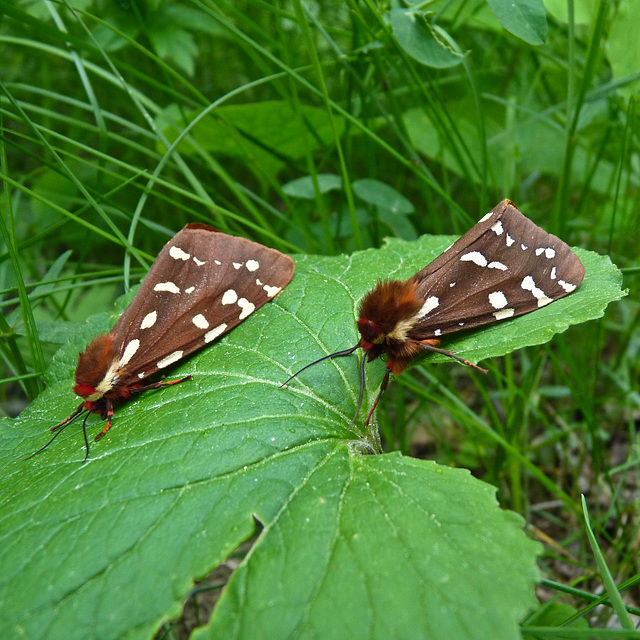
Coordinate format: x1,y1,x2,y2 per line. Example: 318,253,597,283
263,284,281,297
222,289,238,305
460,251,488,267
185,286,195,294
246,260,259,272
169,246,190,261
204,323,228,343
156,351,184,369
140,311,157,329
192,314,209,329
550,267,557,280
256,278,263,286
494,308,515,320
119,339,140,367
479,211,493,223
193,256,206,266
138,372,145,379
449,282,456,287
489,291,508,309
521,275,553,307
154,282,180,294
157,350,184,369
491,221,504,235
488,261,508,271
506,234,515,247
238,298,255,320
535,247,556,259
417,295,439,318
558,279,577,292
521,243,528,250
434,329,442,337
214,260,221,265
233,262,243,269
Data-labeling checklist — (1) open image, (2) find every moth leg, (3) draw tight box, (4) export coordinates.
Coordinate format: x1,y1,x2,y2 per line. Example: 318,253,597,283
130,375,193,395
363,366,392,427
50,404,85,432
418,340,488,374
95,399,115,441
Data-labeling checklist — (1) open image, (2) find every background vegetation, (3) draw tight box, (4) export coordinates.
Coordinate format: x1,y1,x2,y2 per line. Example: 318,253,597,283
0,0,638,638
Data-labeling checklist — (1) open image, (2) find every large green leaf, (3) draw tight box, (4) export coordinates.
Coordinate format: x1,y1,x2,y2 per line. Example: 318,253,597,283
606,0,640,101
0,235,623,640
486,0,548,45
390,8,465,69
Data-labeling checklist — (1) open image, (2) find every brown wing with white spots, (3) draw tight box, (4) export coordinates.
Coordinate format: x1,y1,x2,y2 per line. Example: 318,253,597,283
108,224,295,385
408,200,585,340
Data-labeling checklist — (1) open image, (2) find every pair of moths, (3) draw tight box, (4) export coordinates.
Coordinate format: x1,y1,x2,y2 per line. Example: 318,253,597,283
30,200,585,459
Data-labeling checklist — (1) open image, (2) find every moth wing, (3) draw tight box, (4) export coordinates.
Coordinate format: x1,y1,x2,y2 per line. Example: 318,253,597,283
410,200,585,339
108,225,294,384
411,201,507,281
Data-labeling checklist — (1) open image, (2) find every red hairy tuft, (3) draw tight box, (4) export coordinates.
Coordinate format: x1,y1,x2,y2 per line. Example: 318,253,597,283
74,333,116,393
357,279,421,340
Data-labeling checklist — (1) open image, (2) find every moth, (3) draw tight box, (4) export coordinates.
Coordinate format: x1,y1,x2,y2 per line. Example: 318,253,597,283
284,199,585,426
29,223,295,460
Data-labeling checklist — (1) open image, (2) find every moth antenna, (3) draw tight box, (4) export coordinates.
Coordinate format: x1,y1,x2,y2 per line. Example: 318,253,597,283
418,342,488,374
81,412,91,463
25,405,86,460
281,344,360,387
348,351,368,429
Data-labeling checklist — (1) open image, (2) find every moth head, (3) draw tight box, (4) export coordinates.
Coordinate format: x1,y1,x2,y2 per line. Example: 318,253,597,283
357,279,422,346
73,333,118,401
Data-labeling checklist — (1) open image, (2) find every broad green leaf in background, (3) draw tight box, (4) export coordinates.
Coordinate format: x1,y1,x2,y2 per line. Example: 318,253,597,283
352,178,414,215
147,5,221,76
91,3,222,70
606,0,640,100
390,8,465,69
282,174,343,199
158,101,345,180
352,178,417,240
486,0,548,45
523,603,590,637
403,105,631,197
0,235,623,640
544,0,600,26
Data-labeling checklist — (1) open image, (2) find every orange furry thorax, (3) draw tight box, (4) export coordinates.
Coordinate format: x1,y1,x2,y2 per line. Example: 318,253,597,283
72,333,116,397
357,279,421,340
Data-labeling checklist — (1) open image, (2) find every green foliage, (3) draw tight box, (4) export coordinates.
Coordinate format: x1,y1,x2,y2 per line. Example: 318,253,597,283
390,8,465,69
1,0,638,638
2,264,543,640
486,0,548,45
